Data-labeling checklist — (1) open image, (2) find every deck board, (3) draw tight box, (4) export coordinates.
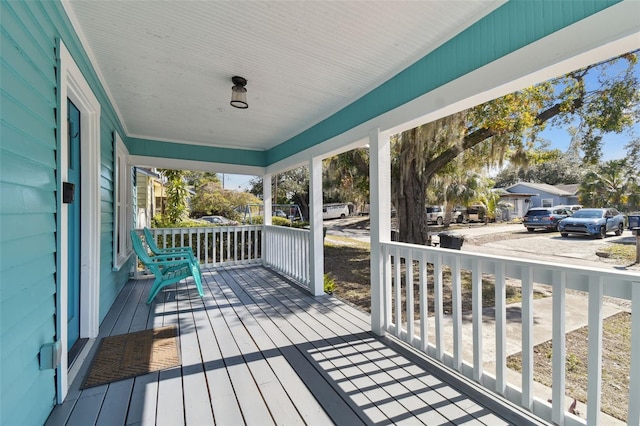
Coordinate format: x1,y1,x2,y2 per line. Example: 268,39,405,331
47,265,547,426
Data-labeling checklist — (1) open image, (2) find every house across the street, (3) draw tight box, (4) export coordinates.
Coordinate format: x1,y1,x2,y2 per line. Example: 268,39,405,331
499,182,580,219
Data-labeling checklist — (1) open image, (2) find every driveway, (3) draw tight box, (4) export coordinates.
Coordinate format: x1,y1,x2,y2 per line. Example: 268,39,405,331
455,223,637,269
324,217,638,270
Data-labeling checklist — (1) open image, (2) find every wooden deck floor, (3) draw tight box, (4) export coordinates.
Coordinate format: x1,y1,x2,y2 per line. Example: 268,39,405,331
46,266,546,426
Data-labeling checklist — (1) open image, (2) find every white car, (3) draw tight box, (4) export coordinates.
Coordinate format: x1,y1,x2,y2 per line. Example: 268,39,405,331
323,204,350,220
426,205,464,225
200,215,236,225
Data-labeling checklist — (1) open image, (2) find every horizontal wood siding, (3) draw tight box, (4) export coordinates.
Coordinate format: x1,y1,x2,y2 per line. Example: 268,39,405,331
0,1,57,424
1,1,133,423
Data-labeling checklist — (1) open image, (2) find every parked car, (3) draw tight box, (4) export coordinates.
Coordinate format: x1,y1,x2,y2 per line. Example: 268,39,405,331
323,204,350,220
555,204,582,213
465,205,486,223
558,208,625,238
273,209,288,218
426,205,463,225
200,215,236,225
522,207,571,232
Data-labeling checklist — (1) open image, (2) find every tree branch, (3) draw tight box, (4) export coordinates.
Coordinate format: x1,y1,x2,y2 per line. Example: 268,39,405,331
424,97,584,177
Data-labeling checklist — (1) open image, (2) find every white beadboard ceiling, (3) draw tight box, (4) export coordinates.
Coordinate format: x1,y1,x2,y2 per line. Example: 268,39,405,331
63,1,504,151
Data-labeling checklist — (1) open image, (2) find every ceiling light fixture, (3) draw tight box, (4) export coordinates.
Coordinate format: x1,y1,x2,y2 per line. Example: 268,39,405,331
230,76,248,109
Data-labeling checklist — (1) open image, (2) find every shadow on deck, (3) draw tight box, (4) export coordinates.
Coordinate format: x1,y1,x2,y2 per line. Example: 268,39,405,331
47,265,546,425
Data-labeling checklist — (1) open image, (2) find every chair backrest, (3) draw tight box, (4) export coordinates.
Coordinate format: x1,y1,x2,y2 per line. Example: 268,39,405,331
142,227,163,254
130,230,154,265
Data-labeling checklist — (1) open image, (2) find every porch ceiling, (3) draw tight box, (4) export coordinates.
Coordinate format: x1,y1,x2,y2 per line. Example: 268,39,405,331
63,1,504,152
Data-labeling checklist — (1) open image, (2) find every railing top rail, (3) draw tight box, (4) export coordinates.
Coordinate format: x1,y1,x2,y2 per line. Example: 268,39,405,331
141,225,263,232
264,225,310,235
381,240,640,280
381,240,639,300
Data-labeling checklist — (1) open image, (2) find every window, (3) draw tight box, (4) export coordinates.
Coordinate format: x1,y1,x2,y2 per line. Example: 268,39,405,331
542,199,553,208
113,132,133,269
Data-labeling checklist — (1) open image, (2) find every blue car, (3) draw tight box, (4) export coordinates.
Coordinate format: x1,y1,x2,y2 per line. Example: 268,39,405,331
558,208,625,238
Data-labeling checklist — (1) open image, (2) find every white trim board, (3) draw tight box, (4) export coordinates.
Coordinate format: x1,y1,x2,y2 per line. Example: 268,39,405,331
57,39,102,403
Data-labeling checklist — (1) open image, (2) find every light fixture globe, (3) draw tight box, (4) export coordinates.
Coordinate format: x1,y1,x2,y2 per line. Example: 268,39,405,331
230,76,248,109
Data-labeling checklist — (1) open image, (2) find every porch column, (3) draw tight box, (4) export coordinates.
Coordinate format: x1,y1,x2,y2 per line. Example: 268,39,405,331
369,128,391,336
309,156,324,296
262,173,272,267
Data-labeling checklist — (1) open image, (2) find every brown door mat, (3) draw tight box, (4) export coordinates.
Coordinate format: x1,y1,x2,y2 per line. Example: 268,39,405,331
81,325,180,389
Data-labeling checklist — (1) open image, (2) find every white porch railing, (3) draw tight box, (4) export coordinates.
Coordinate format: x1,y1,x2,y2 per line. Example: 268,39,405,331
263,225,311,291
137,225,312,291
141,225,263,268
380,241,640,426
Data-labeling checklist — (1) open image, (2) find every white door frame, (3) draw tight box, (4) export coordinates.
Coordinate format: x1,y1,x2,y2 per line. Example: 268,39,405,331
57,40,101,403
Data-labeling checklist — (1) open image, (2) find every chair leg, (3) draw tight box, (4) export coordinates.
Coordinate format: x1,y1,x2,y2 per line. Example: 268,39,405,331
146,276,165,304
191,264,204,297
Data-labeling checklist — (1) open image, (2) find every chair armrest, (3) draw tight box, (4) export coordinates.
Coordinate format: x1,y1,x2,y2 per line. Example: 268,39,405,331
152,252,193,261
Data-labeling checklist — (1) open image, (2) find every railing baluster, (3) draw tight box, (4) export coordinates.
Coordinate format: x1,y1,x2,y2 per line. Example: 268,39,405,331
630,281,640,426
204,228,209,267
394,249,402,337
452,255,462,371
419,251,428,352
586,275,603,425
521,266,534,410
406,251,414,345
552,270,566,425
434,253,443,361
383,244,392,332
495,262,506,395
472,259,483,383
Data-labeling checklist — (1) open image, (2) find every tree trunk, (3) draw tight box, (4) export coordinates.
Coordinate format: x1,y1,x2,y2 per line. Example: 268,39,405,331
396,163,431,245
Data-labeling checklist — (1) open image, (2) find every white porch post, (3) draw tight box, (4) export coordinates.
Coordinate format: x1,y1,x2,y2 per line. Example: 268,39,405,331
309,157,324,296
369,128,391,335
262,173,272,267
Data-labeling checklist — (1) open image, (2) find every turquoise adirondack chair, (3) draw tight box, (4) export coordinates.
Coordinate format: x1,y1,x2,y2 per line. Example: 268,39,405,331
131,230,204,304
142,227,201,273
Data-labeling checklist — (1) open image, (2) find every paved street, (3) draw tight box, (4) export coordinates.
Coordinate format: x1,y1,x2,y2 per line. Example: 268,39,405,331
324,216,639,271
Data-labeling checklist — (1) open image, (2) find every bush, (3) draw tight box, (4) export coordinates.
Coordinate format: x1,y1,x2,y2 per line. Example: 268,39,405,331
151,214,213,229
291,221,310,229
271,216,292,227
324,273,336,294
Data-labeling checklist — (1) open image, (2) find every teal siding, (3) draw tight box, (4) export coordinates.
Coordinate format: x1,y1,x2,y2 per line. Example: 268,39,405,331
0,1,132,424
127,137,266,167
0,1,58,424
265,0,620,164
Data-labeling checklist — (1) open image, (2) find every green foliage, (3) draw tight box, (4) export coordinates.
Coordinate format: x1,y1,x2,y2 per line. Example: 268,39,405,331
493,153,589,187
190,181,261,220
324,273,336,294
474,184,513,222
323,148,370,206
291,221,310,229
271,216,292,227
151,214,211,229
158,169,189,224
579,159,639,211
566,353,581,372
151,214,173,228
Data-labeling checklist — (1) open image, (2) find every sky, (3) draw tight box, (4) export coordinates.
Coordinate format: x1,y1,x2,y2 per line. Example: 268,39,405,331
218,173,256,192
537,124,637,161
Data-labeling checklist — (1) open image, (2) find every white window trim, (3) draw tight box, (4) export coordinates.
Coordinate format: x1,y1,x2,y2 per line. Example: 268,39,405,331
57,40,101,403
113,132,133,270
542,199,553,208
